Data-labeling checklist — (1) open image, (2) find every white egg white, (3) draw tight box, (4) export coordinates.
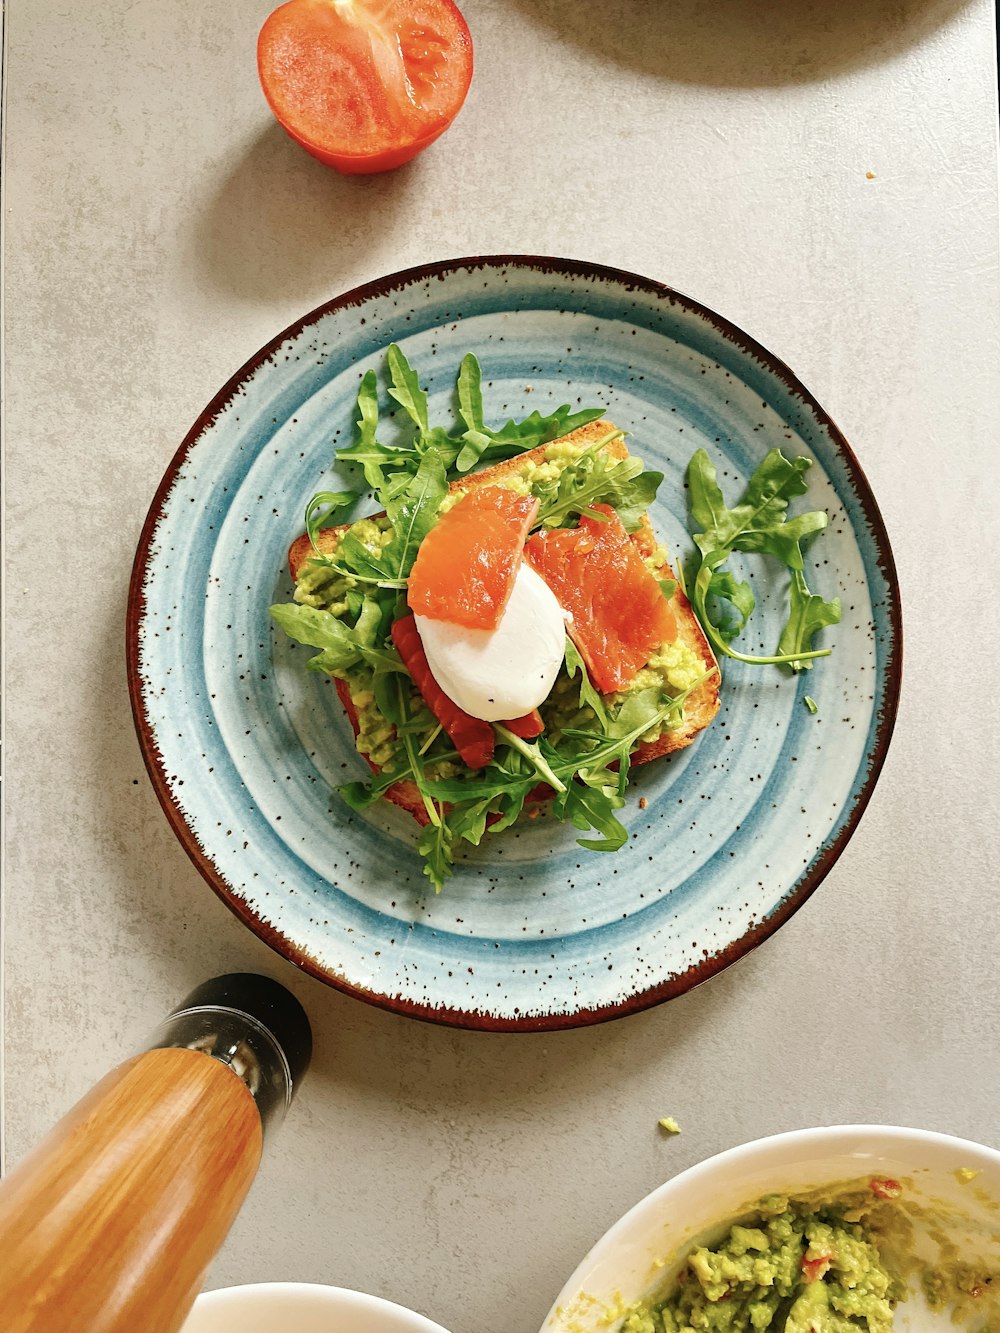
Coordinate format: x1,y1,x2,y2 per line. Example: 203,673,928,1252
414,562,565,721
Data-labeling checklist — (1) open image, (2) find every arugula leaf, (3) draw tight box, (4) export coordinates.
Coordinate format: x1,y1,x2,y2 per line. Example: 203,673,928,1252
385,344,429,434
326,452,447,590
445,797,493,846
372,664,404,724
354,597,382,647
606,686,669,740
689,448,810,552
332,529,403,585
531,433,663,533
686,448,840,669
417,819,457,891
548,681,716,855
613,468,664,531
304,490,360,552
704,568,756,644
331,371,397,490
454,353,493,472
558,782,628,853
456,352,484,433
481,404,605,457
268,603,409,684
390,674,441,831
340,759,412,811
776,570,842,671
564,639,610,730
735,509,829,568
269,603,363,672
485,785,532,835
493,726,567,794
380,452,448,579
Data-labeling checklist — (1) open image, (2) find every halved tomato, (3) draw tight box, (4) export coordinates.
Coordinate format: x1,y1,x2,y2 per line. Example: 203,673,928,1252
257,0,474,174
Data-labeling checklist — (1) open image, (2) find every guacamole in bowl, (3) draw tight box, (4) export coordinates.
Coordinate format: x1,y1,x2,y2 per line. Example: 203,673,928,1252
621,1187,903,1333
541,1127,1000,1333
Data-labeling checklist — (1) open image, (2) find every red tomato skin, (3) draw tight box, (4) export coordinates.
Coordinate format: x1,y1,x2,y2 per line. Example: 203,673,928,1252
869,1177,903,1199
392,614,494,769
257,0,473,175
276,121,450,176
502,709,545,739
801,1254,834,1283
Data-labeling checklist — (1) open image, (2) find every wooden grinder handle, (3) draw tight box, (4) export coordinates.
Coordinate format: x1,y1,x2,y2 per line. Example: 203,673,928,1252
0,1046,262,1333
0,974,311,1333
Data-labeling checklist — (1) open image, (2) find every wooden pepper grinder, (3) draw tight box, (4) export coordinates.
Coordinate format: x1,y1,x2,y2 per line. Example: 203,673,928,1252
0,973,312,1333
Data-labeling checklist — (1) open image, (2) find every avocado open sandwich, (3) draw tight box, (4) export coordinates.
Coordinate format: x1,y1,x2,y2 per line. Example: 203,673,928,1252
271,346,836,890
271,349,720,890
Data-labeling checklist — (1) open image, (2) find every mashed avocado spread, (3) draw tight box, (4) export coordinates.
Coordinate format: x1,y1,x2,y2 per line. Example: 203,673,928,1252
293,436,702,771
620,1193,903,1333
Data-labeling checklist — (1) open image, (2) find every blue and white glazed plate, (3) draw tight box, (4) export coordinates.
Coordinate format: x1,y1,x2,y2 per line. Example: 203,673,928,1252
128,257,901,1031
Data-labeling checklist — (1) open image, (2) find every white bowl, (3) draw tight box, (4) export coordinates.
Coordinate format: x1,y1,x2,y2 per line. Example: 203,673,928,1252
541,1125,1000,1332
182,1282,453,1333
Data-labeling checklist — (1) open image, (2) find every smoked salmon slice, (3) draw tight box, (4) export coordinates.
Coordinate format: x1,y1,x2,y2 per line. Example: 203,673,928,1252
524,504,677,694
408,486,540,630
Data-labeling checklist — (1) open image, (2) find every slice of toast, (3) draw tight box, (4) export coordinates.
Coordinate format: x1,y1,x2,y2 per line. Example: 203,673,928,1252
288,421,720,824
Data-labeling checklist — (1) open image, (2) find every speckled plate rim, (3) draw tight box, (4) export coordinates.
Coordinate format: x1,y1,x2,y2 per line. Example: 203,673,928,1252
126,254,903,1031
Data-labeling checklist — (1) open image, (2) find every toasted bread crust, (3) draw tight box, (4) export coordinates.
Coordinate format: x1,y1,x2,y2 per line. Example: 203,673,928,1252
290,421,720,821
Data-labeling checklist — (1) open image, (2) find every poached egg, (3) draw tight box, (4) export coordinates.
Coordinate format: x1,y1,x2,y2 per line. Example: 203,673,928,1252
414,561,565,721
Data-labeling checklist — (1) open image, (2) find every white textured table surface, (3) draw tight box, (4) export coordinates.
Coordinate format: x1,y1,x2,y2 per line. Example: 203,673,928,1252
4,2,1000,1330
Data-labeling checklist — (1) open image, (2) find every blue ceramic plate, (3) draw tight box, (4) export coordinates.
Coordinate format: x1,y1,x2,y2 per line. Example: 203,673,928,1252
128,257,901,1030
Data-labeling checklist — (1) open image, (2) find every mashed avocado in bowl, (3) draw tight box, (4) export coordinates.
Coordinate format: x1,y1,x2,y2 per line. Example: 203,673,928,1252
542,1128,1000,1333
620,1188,904,1333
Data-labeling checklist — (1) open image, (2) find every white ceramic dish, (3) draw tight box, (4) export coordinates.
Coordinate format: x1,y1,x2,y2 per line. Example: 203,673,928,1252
182,1282,452,1333
542,1126,1000,1332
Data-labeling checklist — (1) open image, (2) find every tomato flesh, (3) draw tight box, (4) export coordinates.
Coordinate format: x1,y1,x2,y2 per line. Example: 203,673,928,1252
392,614,495,768
502,709,544,739
258,0,473,174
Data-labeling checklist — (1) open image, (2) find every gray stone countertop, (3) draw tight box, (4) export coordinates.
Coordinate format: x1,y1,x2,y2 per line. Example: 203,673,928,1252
4,2,999,1330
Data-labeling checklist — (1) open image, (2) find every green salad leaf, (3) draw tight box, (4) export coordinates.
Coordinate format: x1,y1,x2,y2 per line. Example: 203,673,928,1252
777,570,843,671
305,490,360,553
533,432,663,532
564,638,610,730
452,352,606,472
686,447,841,669
329,345,606,508
269,602,408,680
380,453,449,579
386,344,430,433
331,371,398,492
